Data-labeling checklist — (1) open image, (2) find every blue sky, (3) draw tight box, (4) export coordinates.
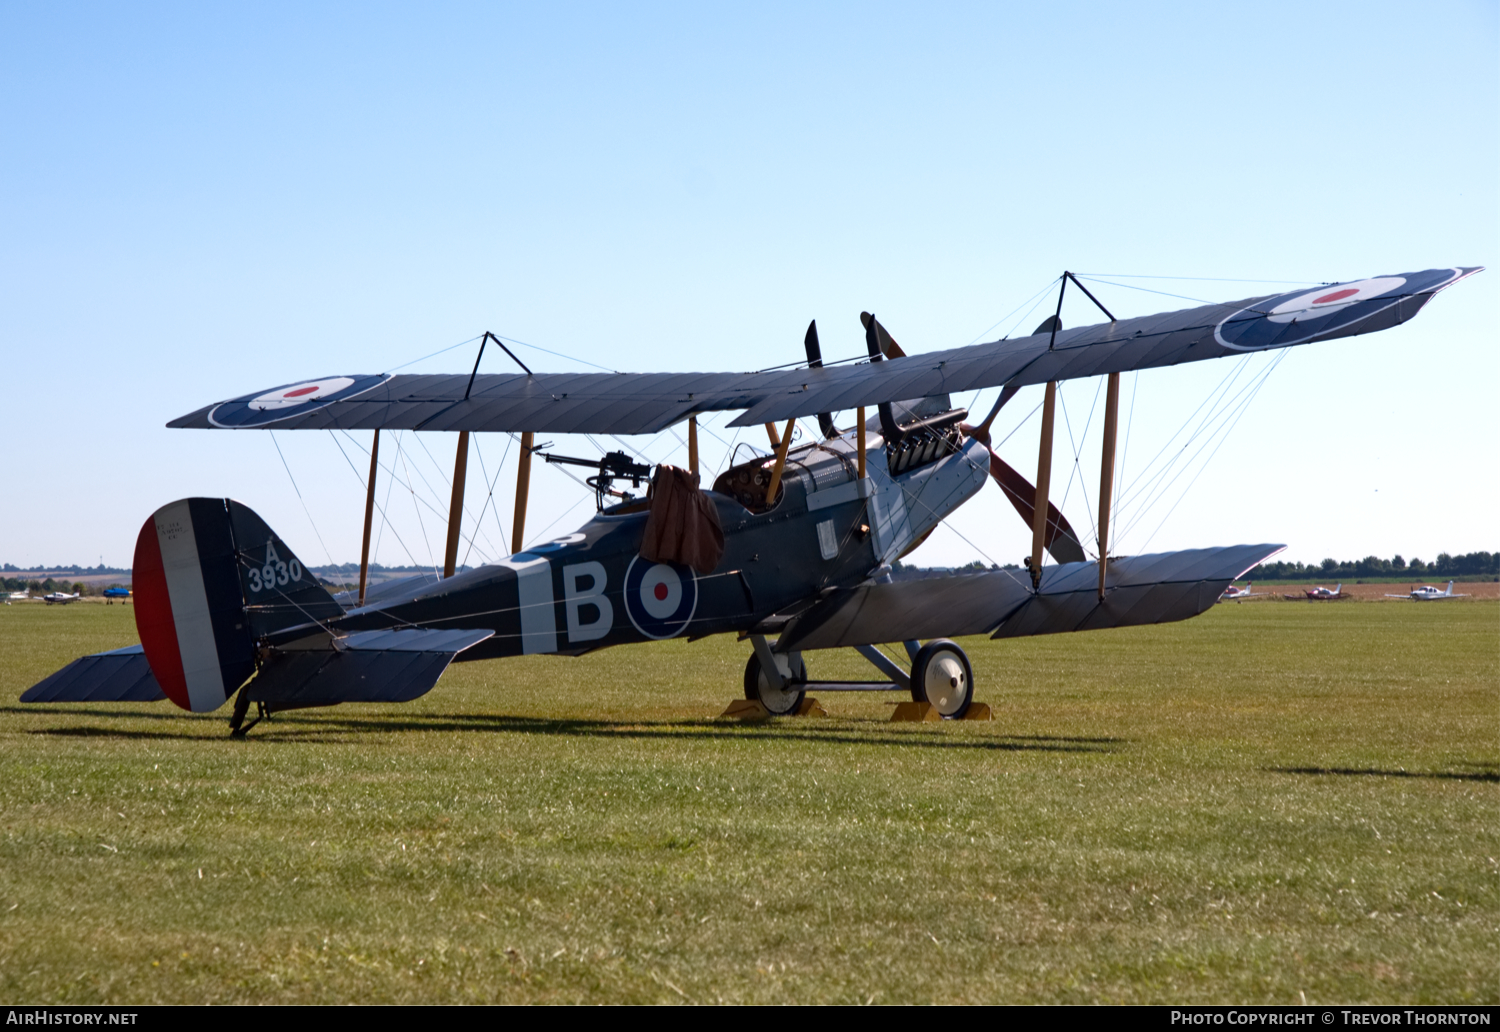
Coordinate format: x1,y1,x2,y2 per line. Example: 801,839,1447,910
3,2,1495,572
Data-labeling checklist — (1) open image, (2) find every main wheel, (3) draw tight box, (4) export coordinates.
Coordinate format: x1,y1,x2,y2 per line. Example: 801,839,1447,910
743,650,806,716
909,639,973,719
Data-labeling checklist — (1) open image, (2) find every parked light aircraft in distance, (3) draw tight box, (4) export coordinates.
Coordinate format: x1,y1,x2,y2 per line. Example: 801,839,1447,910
1218,583,1266,601
1385,580,1468,601
6,592,29,604
1286,583,1344,600
42,592,80,605
19,267,1482,733
103,587,131,604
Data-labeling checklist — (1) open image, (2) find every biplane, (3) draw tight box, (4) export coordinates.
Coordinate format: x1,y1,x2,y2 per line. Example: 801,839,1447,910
22,267,1481,733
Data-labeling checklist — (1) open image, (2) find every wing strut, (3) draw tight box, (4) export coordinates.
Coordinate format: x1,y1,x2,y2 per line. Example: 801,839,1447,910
688,416,699,478
764,418,796,507
442,431,470,578
1029,381,1058,589
513,432,534,552
1096,372,1121,600
357,429,380,605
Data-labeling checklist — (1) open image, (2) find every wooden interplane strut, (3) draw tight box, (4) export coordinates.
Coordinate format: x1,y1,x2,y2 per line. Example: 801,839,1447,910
513,431,534,553
1030,381,1058,589
764,418,796,506
1097,371,1121,600
688,416,699,478
443,431,470,578
357,429,380,605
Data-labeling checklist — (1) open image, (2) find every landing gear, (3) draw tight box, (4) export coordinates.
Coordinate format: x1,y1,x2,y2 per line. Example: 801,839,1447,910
743,650,806,716
909,639,973,719
228,690,269,738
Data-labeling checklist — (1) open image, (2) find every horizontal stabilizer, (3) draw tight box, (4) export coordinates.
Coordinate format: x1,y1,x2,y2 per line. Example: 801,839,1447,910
777,544,1283,650
246,628,493,706
20,645,167,703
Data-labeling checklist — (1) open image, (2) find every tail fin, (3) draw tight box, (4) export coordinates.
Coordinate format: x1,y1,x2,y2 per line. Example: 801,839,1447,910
1446,580,1455,595
133,498,342,712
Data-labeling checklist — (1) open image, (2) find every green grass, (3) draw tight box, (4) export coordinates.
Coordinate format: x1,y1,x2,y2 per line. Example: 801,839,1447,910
0,601,1494,1004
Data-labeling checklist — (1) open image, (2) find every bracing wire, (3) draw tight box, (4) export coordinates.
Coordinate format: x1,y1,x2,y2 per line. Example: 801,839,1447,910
1111,356,1254,521
385,335,482,374
1113,352,1281,546
462,433,511,569
965,277,1063,346
327,430,423,571
395,436,439,577
1134,350,1288,553
269,430,336,570
407,432,502,565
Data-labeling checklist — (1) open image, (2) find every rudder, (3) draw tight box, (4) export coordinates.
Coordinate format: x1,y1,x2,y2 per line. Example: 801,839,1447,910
133,498,341,712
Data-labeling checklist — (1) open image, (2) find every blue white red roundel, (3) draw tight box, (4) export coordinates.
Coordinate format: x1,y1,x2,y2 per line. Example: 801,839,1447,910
624,556,698,639
249,377,356,411
1214,269,1463,351
208,374,391,428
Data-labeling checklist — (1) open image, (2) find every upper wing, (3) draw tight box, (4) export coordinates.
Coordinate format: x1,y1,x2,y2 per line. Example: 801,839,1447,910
168,268,1479,436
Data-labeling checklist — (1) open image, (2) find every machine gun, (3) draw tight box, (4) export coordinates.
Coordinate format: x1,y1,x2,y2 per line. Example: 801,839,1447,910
540,449,653,510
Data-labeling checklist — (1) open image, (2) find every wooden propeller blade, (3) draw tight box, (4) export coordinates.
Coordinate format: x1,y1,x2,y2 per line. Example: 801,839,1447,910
961,383,1021,444
983,445,1087,564
858,312,907,359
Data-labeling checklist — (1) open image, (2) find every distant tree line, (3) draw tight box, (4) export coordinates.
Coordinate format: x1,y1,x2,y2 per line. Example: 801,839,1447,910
1,563,129,575
1249,551,1497,581
2,576,94,594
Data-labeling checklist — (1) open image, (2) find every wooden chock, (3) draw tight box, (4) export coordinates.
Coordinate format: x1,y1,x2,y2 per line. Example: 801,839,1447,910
890,701,941,722
719,699,771,721
795,697,828,717
890,701,992,722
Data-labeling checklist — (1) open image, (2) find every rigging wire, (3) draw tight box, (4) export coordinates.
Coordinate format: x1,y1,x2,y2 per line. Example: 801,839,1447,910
385,335,482,374
395,435,440,578
327,430,424,572
269,430,336,571
965,277,1063,346
1075,273,1325,284
1055,379,1104,556
1111,356,1255,521
489,332,618,373
408,432,501,565
1113,352,1280,546
462,433,513,569
1134,350,1288,553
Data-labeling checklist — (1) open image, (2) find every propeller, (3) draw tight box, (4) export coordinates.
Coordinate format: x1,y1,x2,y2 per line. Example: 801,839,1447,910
802,320,837,439
859,311,907,358
958,313,1088,564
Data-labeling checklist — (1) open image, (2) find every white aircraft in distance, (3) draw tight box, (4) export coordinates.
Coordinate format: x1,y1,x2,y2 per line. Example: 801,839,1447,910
1218,583,1266,601
1385,581,1468,601
6,591,30,604
42,592,80,605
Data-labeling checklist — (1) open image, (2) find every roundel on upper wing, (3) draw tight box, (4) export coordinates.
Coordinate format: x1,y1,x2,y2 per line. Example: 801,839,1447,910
1213,269,1462,351
623,556,698,639
208,374,391,427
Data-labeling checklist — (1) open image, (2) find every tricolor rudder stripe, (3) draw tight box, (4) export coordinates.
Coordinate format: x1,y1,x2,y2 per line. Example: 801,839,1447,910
133,499,256,712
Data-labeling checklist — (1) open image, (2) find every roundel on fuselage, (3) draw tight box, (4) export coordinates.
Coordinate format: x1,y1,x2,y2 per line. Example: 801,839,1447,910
623,556,698,639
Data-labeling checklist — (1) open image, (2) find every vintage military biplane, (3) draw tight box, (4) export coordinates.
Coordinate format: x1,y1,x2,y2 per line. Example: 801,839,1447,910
22,268,1481,733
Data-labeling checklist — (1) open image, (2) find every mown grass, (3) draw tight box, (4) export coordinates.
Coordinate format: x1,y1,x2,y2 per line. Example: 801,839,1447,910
0,601,1494,1004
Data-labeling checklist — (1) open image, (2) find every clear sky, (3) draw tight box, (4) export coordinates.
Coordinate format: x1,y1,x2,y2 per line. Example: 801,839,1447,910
3,1,1495,573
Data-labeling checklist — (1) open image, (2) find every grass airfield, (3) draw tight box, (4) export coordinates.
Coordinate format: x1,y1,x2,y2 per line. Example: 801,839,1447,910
0,602,1493,1005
